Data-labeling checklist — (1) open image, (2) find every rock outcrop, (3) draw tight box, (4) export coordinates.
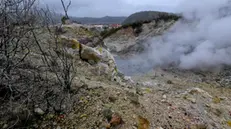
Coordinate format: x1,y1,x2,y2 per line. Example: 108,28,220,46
104,20,177,56
59,35,121,81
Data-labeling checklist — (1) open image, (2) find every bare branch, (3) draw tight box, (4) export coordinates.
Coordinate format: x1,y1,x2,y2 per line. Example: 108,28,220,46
60,0,71,19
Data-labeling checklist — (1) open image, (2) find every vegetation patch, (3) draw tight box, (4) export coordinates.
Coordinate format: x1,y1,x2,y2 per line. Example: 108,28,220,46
100,11,181,39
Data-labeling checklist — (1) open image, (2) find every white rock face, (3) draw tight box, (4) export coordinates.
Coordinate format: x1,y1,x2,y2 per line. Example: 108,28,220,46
59,36,121,81
187,87,212,98
104,20,176,55
104,36,136,53
124,76,134,84
95,46,118,78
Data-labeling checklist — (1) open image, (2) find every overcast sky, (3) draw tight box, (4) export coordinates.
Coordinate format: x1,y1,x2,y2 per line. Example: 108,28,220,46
40,0,184,17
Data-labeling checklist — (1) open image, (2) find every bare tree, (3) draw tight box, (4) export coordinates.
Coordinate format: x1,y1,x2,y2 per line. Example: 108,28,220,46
60,0,71,19
0,0,37,98
0,0,78,128
0,0,43,128
33,1,76,92
30,0,79,114
0,0,35,73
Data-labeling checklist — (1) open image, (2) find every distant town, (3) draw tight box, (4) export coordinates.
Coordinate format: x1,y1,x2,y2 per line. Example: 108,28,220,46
82,23,121,31
68,20,122,31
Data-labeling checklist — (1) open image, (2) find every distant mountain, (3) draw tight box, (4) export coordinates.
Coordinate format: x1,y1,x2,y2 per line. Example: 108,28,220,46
70,16,127,24
122,11,180,25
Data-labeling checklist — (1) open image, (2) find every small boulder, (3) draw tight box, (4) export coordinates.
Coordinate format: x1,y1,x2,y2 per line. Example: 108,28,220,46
124,76,135,84
2,124,8,129
80,45,102,64
108,96,117,103
183,95,196,104
167,80,173,84
110,113,124,127
137,116,150,129
142,81,152,87
102,108,113,121
207,104,224,117
189,123,207,129
56,126,61,129
188,88,212,98
188,97,196,104
162,95,167,99
127,92,139,105
34,107,45,115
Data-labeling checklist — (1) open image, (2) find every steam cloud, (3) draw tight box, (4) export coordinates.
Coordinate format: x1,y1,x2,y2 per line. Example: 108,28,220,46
116,0,231,75
148,0,231,70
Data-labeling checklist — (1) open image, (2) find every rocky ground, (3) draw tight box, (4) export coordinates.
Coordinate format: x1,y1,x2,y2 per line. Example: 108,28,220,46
35,64,231,129
1,22,231,129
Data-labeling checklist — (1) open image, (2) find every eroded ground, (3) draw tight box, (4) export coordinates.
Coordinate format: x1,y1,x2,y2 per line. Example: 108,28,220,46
39,63,231,129
2,23,230,129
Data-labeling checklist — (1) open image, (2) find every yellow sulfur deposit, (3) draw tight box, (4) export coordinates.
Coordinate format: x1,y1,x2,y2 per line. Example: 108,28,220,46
70,39,80,49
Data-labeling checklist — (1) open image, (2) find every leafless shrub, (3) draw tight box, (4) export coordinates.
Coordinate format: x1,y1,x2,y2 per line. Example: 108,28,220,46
61,0,71,19
33,0,76,92
0,0,79,128
0,0,40,127
0,0,37,99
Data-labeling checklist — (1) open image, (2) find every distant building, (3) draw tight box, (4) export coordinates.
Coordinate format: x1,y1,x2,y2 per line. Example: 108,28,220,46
82,24,105,32
110,24,121,28
103,24,109,28
93,24,104,30
76,23,121,31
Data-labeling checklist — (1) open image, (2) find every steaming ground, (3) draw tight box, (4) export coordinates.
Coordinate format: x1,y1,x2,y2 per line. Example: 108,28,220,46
115,56,153,75
116,0,231,75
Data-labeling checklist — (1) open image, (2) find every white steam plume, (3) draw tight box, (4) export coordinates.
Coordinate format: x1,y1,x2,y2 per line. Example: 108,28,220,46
148,0,231,70
116,0,231,75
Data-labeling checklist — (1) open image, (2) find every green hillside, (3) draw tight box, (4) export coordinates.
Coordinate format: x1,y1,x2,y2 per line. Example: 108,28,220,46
122,11,180,25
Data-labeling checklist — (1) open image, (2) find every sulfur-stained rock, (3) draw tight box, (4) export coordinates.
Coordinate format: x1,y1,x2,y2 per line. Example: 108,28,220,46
80,45,102,64
59,36,122,81
137,116,150,129
59,35,81,51
109,113,123,127
96,46,118,78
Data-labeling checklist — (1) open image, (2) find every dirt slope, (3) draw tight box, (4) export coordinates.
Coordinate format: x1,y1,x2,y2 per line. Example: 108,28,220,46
39,66,231,129
35,24,231,129
104,20,176,57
